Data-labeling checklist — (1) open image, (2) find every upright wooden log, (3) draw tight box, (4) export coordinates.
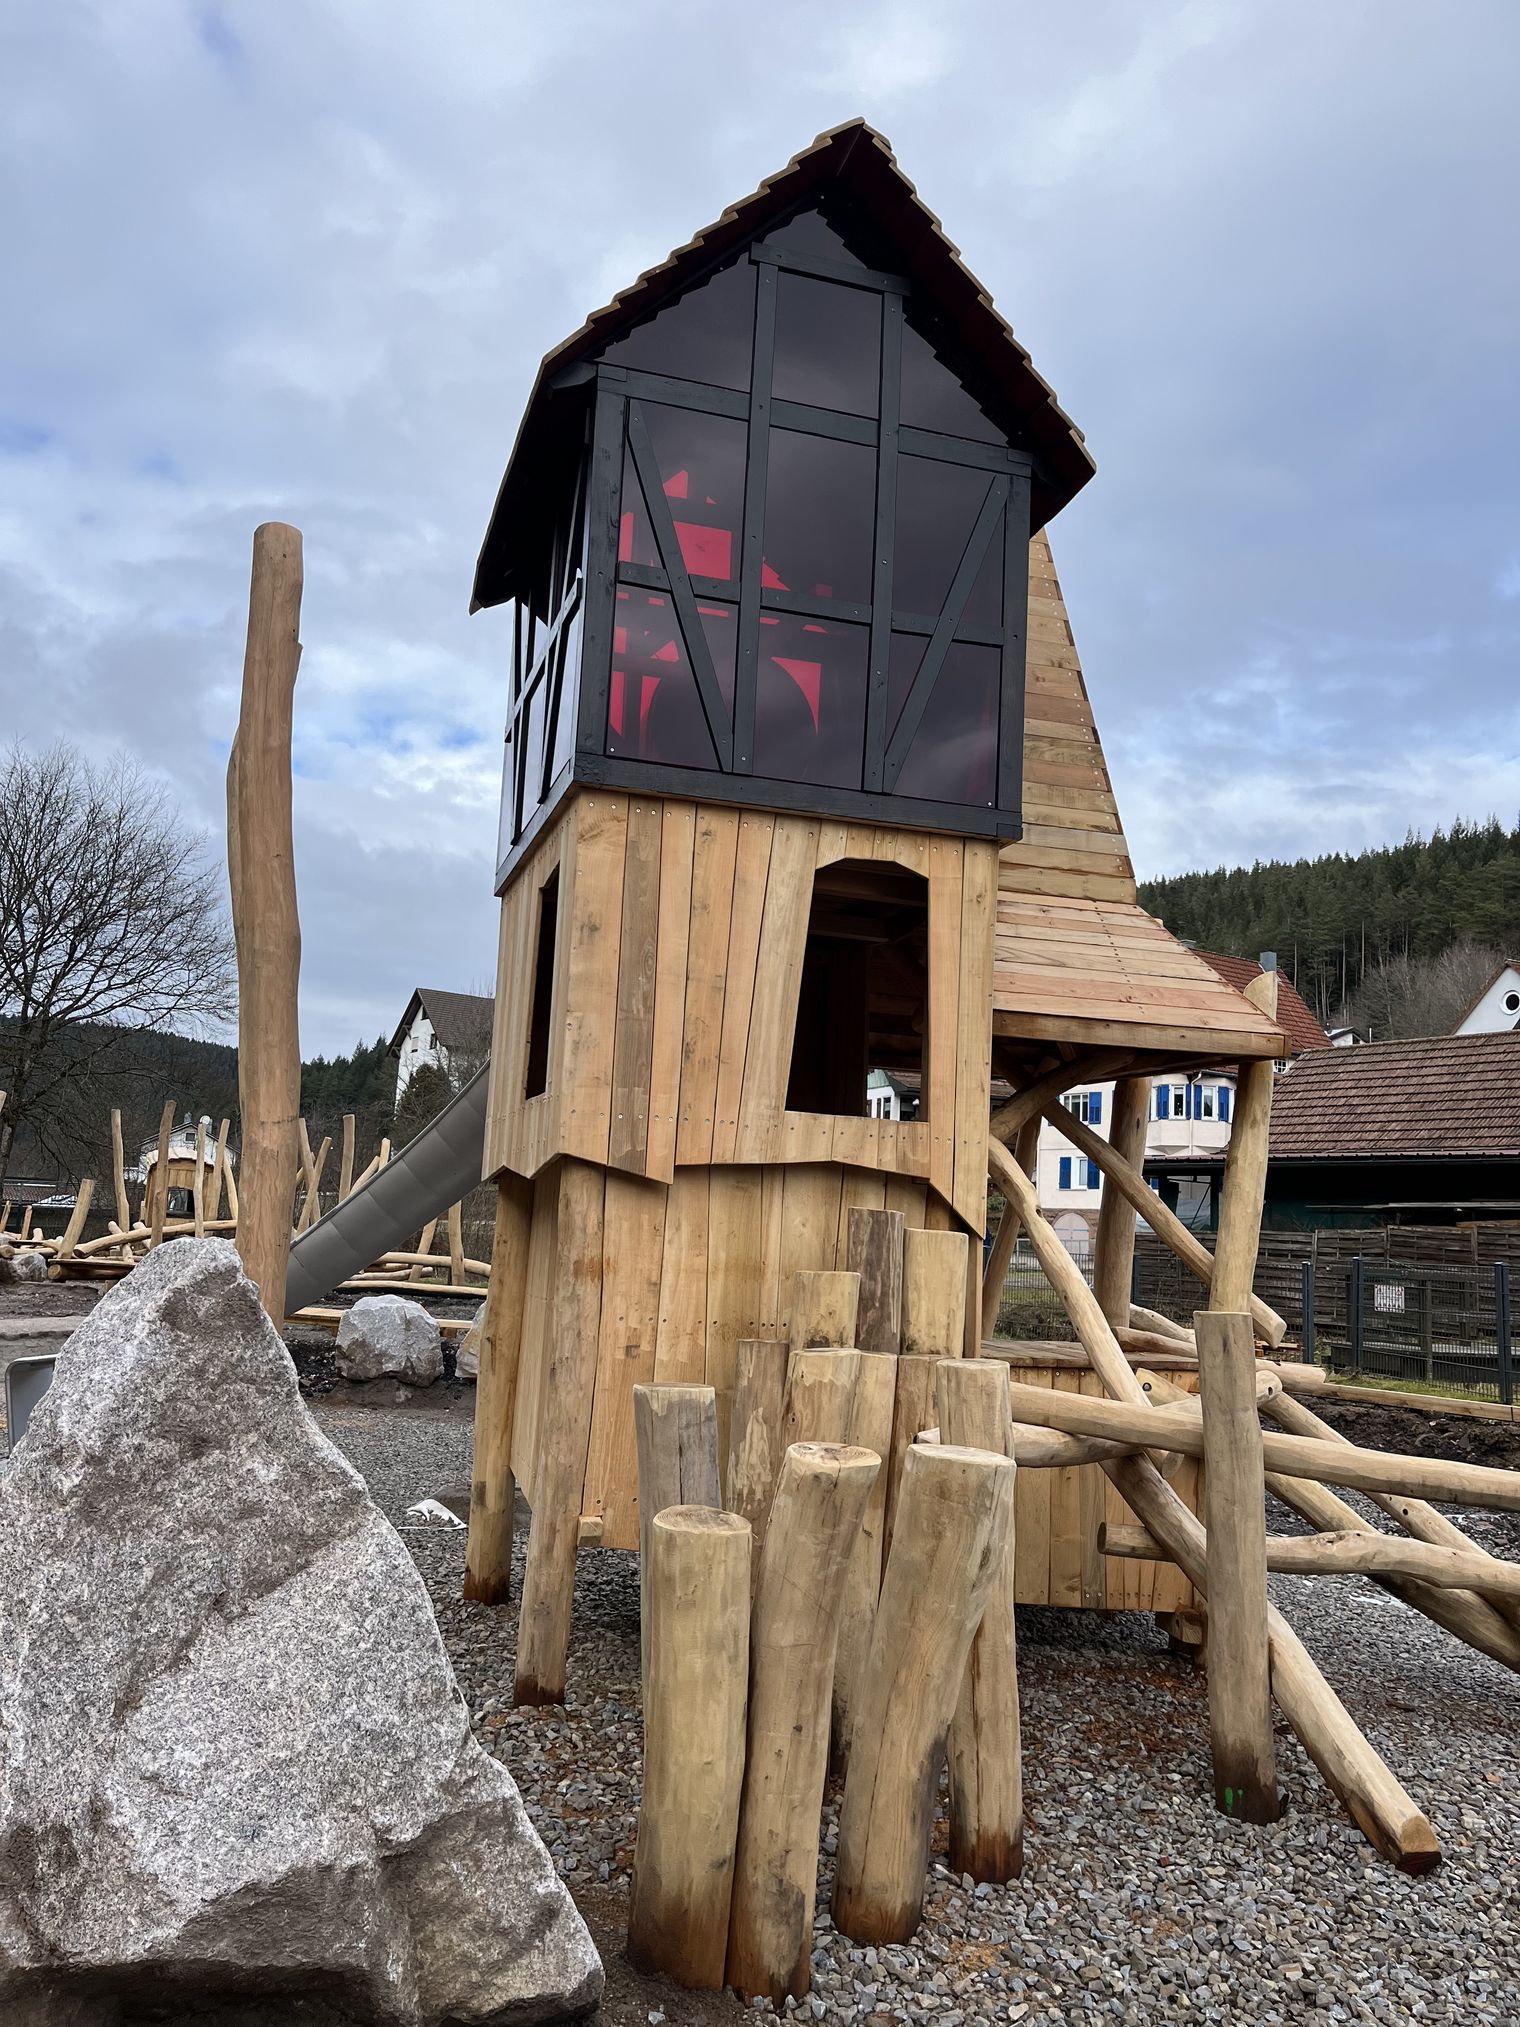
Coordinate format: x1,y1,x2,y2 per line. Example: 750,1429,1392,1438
1195,1311,1279,1822
1211,973,1276,1314
227,522,303,1322
938,1358,1023,1881
191,1120,207,1239
464,1171,534,1604
296,1133,329,1234
847,1207,905,1353
338,1112,356,1201
208,1117,230,1226
629,1507,750,1990
1092,1077,1151,1328
516,1160,604,1704
980,1118,1038,1338
407,1218,439,1282
147,1101,174,1249
724,1339,790,1556
782,1347,861,1449
634,1383,721,1681
790,1268,860,1350
901,1227,968,1358
109,1109,130,1237
833,1348,899,1769
727,1442,880,2006
884,1356,939,1563
448,1199,466,1285
53,1179,95,1264
832,1442,1016,1943
222,1143,239,1222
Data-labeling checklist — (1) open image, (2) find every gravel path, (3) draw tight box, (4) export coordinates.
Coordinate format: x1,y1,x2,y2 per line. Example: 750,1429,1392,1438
319,1404,1520,2027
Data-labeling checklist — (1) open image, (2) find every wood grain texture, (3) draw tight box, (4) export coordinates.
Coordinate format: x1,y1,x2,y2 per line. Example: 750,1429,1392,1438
465,1173,536,1604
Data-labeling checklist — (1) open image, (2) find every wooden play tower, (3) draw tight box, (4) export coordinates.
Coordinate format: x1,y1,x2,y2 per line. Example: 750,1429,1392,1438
462,122,1289,1705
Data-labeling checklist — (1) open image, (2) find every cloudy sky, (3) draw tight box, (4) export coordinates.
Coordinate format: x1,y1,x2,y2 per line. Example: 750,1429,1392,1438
4,1,1517,1056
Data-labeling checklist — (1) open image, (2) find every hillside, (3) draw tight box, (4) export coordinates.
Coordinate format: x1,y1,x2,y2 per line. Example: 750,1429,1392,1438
1137,819,1520,1024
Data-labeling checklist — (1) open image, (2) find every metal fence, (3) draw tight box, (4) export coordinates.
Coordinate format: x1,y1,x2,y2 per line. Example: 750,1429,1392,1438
991,1235,1093,1341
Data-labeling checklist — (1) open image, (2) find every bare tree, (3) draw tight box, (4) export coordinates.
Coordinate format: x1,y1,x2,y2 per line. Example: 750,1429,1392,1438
1341,938,1504,1041
0,743,236,1185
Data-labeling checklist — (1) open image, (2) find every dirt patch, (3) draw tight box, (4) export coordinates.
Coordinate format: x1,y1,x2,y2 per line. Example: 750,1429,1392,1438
571,1883,752,2027
0,1278,102,1319
1310,1395,1520,1470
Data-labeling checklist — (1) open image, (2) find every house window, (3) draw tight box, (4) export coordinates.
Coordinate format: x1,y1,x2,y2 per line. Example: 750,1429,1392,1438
786,860,928,1118
1198,1086,1216,1120
1061,1090,1103,1126
1057,1156,1100,1192
523,868,560,1099
1154,1084,1187,1120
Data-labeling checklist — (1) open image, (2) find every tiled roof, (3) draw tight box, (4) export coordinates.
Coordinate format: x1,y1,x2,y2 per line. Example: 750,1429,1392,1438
1195,953,1331,1055
1268,1032,1520,1160
389,988,495,1057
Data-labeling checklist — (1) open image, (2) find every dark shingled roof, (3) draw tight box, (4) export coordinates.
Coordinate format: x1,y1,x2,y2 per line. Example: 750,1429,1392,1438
1268,1031,1520,1161
388,987,494,1058
1195,953,1331,1057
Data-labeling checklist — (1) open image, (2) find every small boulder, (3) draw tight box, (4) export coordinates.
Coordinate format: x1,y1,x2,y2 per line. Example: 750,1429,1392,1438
0,1239,601,2025
336,1293,443,1386
455,1301,487,1381
4,1247,48,1284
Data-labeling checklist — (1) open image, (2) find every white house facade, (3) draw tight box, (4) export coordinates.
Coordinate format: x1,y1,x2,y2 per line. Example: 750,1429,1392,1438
1034,1073,1238,1231
389,988,495,1103
1454,961,1520,1035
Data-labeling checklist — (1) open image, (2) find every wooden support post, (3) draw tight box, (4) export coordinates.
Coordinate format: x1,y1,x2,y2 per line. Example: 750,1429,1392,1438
629,1507,750,1990
789,1268,860,1349
227,522,303,1322
338,1112,356,1201
448,1199,465,1286
19,1208,33,1243
980,1118,1038,1339
833,1348,899,1770
902,1227,969,1358
464,1171,534,1605
634,1382,721,1681
1092,1077,1151,1328
884,1356,939,1565
296,1134,329,1234
782,1347,861,1449
222,1143,239,1223
724,1339,790,1557
191,1120,207,1239
148,1101,174,1249
1211,975,1276,1314
408,1218,439,1283
109,1109,130,1237
726,1442,879,2006
297,1118,316,1225
832,1442,1016,1943
208,1118,230,1226
53,1179,95,1264
846,1207,904,1353
1195,1310,1279,1822
515,1160,603,1704
938,1358,1023,1881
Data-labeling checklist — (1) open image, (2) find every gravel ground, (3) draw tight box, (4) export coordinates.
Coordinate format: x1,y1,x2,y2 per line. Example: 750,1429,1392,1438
319,1403,1520,2027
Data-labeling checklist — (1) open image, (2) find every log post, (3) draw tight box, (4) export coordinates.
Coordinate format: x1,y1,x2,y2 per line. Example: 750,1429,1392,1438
338,1112,356,1201
1195,1310,1279,1822
629,1507,750,1989
464,1171,534,1605
227,522,303,1322
208,1118,230,1227
938,1358,1023,1881
980,1118,1039,1339
726,1442,880,2005
109,1109,130,1238
902,1227,968,1358
515,1160,604,1704
296,1134,329,1234
147,1100,174,1248
782,1347,861,1449
634,1382,721,1682
847,1207,905,1353
448,1199,466,1285
884,1356,939,1565
832,1442,1016,1943
53,1178,95,1264
1092,1076,1151,1328
724,1339,790,1556
789,1268,860,1349
408,1218,439,1283
833,1348,899,1770
1211,975,1276,1313
191,1120,207,1239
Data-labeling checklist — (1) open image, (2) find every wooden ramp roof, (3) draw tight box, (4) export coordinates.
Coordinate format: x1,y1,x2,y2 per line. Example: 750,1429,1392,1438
994,533,1286,1069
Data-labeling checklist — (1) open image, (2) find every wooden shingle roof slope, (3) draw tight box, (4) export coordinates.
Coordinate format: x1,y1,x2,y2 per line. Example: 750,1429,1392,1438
993,532,1287,1066
474,119,1095,608
1268,1032,1520,1161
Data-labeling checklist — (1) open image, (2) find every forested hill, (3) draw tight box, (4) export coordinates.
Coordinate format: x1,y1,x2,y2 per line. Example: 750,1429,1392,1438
1137,819,1520,1023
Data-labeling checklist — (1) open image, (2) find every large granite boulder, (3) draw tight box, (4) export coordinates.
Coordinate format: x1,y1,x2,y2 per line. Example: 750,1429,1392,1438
0,1239,601,2025
335,1294,443,1387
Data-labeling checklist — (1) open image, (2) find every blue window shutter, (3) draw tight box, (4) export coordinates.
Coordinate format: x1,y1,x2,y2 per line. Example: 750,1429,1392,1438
1087,1158,1100,1189
1220,1085,1231,1123
1091,1090,1103,1125
1059,1156,1071,1190
1156,1085,1167,1119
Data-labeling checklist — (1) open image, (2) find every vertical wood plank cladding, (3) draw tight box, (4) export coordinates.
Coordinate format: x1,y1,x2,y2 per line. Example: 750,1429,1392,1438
1046,1370,1085,1608
484,882,525,1180
835,1168,887,1258
711,813,776,1163
1011,1369,1053,1605
1077,1371,1108,1609
644,802,696,1183
951,840,996,1233
654,1167,709,1385
608,799,663,1175
830,1114,881,1173
757,1165,786,1334
925,838,964,1214
705,1167,768,1466
676,805,741,1165
559,794,628,1166
775,1166,845,1341
734,817,817,1163
486,815,567,1181
884,1174,928,1227
583,1170,667,1546
509,1164,560,1488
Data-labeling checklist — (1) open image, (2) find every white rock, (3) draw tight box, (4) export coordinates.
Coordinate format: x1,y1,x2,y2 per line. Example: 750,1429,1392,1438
336,1293,443,1386
0,1239,601,2025
456,1301,487,1381
4,1248,48,1284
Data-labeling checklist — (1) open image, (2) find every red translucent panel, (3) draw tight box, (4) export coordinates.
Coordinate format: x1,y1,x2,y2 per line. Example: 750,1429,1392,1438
754,613,869,790
762,430,875,606
892,638,1002,805
618,405,746,587
899,317,1005,445
599,255,755,391
772,270,881,416
607,589,731,771
892,458,1003,629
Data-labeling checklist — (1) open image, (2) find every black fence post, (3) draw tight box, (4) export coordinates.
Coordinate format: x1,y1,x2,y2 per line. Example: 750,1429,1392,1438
1300,1258,1316,1365
1497,1261,1513,1409
1131,1251,1142,1309
1344,1255,1365,1374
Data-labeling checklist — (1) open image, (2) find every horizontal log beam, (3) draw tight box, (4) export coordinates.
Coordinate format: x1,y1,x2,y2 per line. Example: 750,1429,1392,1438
1101,1521,1520,1600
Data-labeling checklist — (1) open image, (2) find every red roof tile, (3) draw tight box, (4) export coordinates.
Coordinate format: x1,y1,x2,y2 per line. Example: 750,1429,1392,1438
1195,953,1330,1056
1268,1032,1520,1161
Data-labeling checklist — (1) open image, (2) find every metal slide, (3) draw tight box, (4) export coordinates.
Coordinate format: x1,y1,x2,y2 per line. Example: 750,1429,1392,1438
284,1062,492,1315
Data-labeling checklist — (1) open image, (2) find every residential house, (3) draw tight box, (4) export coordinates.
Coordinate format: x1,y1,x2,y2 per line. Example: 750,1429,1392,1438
389,988,494,1103
1453,959,1520,1035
